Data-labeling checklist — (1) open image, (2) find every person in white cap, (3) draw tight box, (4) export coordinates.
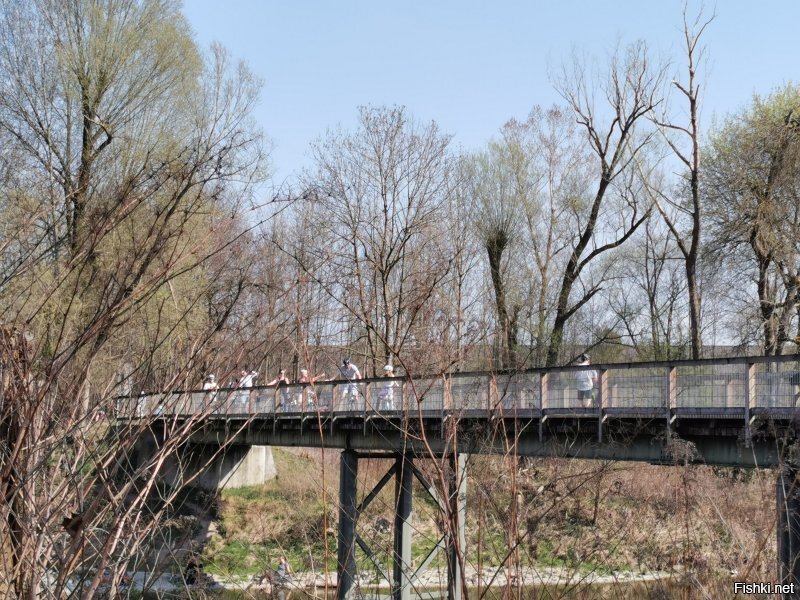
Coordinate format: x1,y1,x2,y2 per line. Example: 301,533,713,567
202,374,219,410
377,364,400,411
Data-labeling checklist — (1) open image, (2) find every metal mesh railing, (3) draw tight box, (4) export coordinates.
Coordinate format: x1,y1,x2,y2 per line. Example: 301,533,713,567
449,376,488,411
408,378,444,412
756,361,800,409
121,356,800,419
494,372,540,412
605,366,665,409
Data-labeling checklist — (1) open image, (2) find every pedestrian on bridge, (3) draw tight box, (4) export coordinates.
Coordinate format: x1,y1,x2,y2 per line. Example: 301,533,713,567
298,368,326,409
237,369,258,410
575,354,597,408
202,374,219,410
377,364,400,411
337,357,362,410
267,369,291,411
298,368,325,384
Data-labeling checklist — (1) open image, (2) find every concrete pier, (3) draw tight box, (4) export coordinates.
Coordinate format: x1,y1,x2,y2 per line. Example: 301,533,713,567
133,432,275,490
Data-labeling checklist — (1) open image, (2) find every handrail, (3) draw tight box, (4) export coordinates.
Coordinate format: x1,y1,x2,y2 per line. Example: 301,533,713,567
112,354,800,426
114,353,800,399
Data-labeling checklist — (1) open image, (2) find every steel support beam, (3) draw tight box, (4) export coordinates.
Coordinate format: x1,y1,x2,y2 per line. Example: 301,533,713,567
392,454,413,600
448,453,467,600
337,450,359,600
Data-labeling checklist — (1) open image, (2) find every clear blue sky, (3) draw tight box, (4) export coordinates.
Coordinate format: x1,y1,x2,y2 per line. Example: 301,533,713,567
183,1,798,184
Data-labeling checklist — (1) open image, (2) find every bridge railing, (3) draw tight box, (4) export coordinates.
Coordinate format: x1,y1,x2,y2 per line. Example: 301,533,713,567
119,355,800,418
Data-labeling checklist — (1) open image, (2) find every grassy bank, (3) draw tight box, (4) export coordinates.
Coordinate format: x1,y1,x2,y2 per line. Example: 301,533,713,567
199,448,776,592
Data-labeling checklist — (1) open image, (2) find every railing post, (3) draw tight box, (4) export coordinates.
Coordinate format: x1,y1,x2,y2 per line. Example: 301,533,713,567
667,366,677,429
746,362,756,446
598,368,607,442
540,372,549,411
539,372,548,443
726,376,735,408
488,373,495,413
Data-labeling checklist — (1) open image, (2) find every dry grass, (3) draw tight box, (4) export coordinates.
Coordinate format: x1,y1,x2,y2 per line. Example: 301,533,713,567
205,449,778,592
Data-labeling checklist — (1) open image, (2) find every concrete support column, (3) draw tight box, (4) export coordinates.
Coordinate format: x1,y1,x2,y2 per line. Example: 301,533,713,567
447,453,467,600
392,454,413,600
778,466,800,595
337,450,359,600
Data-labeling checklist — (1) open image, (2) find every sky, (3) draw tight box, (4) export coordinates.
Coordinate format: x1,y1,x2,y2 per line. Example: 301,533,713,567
182,1,798,185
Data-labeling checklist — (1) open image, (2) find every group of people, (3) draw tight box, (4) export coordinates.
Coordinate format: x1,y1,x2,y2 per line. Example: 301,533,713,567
333,358,401,411
197,358,401,412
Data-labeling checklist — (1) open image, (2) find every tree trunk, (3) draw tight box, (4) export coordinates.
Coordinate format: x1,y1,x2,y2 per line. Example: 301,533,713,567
486,231,510,368
685,261,702,359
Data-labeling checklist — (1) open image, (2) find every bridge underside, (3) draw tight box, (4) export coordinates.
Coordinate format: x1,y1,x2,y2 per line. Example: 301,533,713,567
146,408,800,598
186,408,800,468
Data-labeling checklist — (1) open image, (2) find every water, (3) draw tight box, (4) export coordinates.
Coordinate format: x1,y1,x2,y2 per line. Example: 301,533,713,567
142,578,700,599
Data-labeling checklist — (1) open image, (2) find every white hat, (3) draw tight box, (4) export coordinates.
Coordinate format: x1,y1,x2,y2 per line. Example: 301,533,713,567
383,364,394,372
206,374,215,380
300,368,308,374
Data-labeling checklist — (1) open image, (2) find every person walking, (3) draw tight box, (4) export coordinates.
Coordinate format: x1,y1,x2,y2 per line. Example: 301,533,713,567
575,354,597,408
337,357,362,410
377,364,400,411
237,369,257,410
267,369,291,411
275,555,292,585
202,374,219,410
298,368,326,409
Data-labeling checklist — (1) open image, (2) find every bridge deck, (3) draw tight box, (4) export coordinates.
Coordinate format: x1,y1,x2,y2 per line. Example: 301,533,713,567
128,354,800,467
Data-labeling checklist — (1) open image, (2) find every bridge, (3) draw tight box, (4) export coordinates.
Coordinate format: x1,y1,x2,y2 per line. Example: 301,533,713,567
130,354,800,599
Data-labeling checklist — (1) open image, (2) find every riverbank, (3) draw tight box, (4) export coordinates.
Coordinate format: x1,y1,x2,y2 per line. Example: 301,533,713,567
133,564,675,596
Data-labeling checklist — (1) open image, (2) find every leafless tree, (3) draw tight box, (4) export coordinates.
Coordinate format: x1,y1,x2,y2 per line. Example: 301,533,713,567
300,106,458,375
608,214,690,359
546,42,663,365
645,7,715,359
0,1,270,596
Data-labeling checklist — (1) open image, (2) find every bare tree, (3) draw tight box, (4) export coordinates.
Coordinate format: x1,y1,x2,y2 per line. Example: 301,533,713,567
301,106,457,374
645,7,715,359
0,1,270,596
545,42,662,366
609,214,690,359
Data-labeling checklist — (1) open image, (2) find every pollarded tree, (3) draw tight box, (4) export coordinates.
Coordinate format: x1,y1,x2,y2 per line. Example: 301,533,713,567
466,134,530,369
704,85,800,355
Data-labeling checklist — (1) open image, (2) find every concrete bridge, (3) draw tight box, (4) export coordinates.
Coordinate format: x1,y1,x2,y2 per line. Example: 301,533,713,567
131,354,800,599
